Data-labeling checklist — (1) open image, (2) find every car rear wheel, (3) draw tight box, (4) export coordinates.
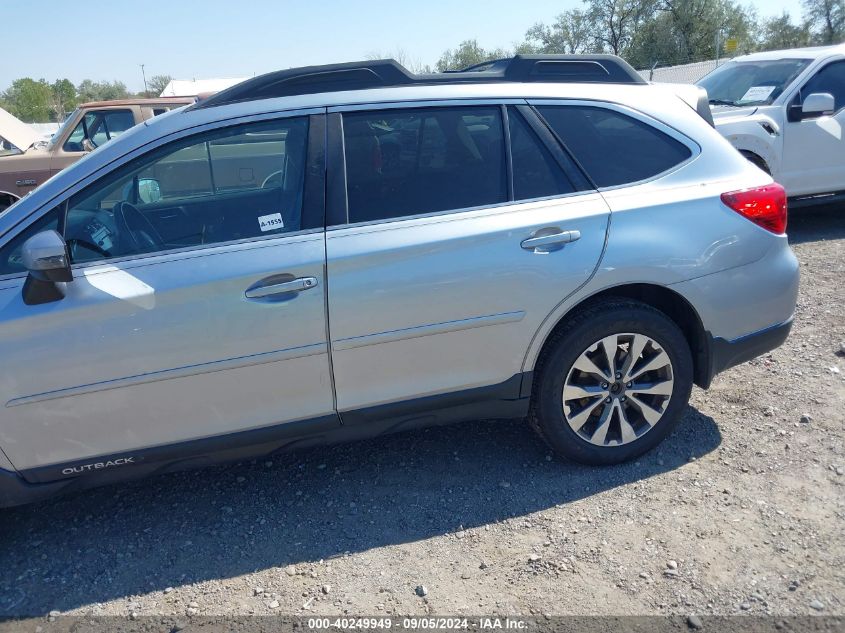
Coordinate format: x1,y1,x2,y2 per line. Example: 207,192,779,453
529,299,693,465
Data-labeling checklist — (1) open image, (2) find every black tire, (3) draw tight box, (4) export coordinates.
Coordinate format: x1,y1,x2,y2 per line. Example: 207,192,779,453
529,299,693,465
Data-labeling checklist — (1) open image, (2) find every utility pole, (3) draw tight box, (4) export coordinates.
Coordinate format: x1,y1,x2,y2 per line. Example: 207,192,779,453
715,30,720,67
140,64,148,97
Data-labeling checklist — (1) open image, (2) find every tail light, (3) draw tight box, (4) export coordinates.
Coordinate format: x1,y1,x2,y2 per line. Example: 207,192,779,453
720,184,787,234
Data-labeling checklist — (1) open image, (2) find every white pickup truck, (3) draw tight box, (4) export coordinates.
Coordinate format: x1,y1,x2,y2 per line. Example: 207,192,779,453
698,44,845,207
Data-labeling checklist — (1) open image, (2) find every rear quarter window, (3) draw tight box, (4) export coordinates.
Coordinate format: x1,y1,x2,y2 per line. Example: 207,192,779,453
536,106,692,188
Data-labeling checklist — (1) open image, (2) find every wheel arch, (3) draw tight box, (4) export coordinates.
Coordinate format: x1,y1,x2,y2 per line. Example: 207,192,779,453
525,283,712,389
720,129,779,179
738,150,771,175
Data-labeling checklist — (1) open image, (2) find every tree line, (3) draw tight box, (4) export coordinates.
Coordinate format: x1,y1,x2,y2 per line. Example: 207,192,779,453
435,0,842,71
0,75,172,123
3,0,843,123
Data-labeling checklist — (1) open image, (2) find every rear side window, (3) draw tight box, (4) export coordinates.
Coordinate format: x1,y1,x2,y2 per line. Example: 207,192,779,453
342,106,507,223
507,107,575,200
536,106,692,188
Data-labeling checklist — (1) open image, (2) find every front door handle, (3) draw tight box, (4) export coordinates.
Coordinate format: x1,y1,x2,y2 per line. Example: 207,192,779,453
245,276,318,299
521,229,581,252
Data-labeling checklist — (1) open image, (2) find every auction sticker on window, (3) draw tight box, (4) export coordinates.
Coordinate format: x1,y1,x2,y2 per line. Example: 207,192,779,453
739,85,776,102
258,213,284,232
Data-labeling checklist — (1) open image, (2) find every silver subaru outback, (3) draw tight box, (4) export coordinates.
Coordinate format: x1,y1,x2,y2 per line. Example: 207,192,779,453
0,56,798,507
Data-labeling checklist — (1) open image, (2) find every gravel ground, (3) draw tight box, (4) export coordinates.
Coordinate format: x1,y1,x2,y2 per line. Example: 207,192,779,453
0,205,842,620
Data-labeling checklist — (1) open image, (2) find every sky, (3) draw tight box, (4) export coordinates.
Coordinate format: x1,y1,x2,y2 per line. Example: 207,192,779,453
0,0,806,92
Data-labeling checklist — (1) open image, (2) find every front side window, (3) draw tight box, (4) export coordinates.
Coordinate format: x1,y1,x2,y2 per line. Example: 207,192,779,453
342,106,507,223
63,109,135,152
62,117,309,264
537,106,692,188
697,59,812,106
796,61,845,112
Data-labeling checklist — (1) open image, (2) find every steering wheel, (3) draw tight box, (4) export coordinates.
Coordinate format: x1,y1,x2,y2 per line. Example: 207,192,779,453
67,238,111,260
113,201,165,254
261,170,283,189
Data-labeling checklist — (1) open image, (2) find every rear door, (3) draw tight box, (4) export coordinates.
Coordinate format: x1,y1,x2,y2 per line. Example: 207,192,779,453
325,102,610,417
0,112,337,477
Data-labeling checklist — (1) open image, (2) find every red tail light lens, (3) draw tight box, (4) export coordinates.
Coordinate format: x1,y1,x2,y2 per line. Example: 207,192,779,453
720,184,787,234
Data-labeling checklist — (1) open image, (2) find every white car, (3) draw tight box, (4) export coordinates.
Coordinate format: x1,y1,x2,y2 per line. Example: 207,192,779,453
698,44,845,207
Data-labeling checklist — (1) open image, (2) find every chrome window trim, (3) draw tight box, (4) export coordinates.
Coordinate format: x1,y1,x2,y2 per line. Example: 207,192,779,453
328,98,526,113
70,227,325,275
0,107,325,276
0,107,325,251
329,98,599,231
527,98,702,192
0,227,324,284
327,190,606,238
329,96,701,231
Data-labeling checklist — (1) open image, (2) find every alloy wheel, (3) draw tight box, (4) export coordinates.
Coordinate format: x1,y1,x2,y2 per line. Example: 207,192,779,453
562,332,675,447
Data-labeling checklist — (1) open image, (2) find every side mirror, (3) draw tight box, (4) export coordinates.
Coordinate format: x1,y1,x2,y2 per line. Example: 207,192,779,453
81,138,97,152
137,178,161,203
802,92,835,117
21,230,72,305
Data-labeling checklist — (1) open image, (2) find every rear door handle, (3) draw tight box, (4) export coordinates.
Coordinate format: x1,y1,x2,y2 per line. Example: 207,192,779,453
245,276,318,299
521,229,581,251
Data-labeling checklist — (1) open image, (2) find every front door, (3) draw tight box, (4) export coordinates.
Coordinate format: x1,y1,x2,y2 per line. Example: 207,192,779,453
0,113,337,478
781,60,845,196
325,103,610,415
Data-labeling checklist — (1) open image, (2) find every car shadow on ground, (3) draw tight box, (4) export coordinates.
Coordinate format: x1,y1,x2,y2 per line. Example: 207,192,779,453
0,405,720,616
787,203,845,245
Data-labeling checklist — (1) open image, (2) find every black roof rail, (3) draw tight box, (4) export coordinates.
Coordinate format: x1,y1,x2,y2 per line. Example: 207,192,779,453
445,58,513,73
501,55,640,83
196,54,646,109
451,55,642,83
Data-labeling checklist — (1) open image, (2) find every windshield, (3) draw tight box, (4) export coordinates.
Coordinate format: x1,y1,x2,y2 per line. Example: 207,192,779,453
47,108,81,151
698,59,812,106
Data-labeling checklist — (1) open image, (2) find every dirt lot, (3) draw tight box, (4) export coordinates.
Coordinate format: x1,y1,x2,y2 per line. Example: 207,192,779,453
0,206,842,621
